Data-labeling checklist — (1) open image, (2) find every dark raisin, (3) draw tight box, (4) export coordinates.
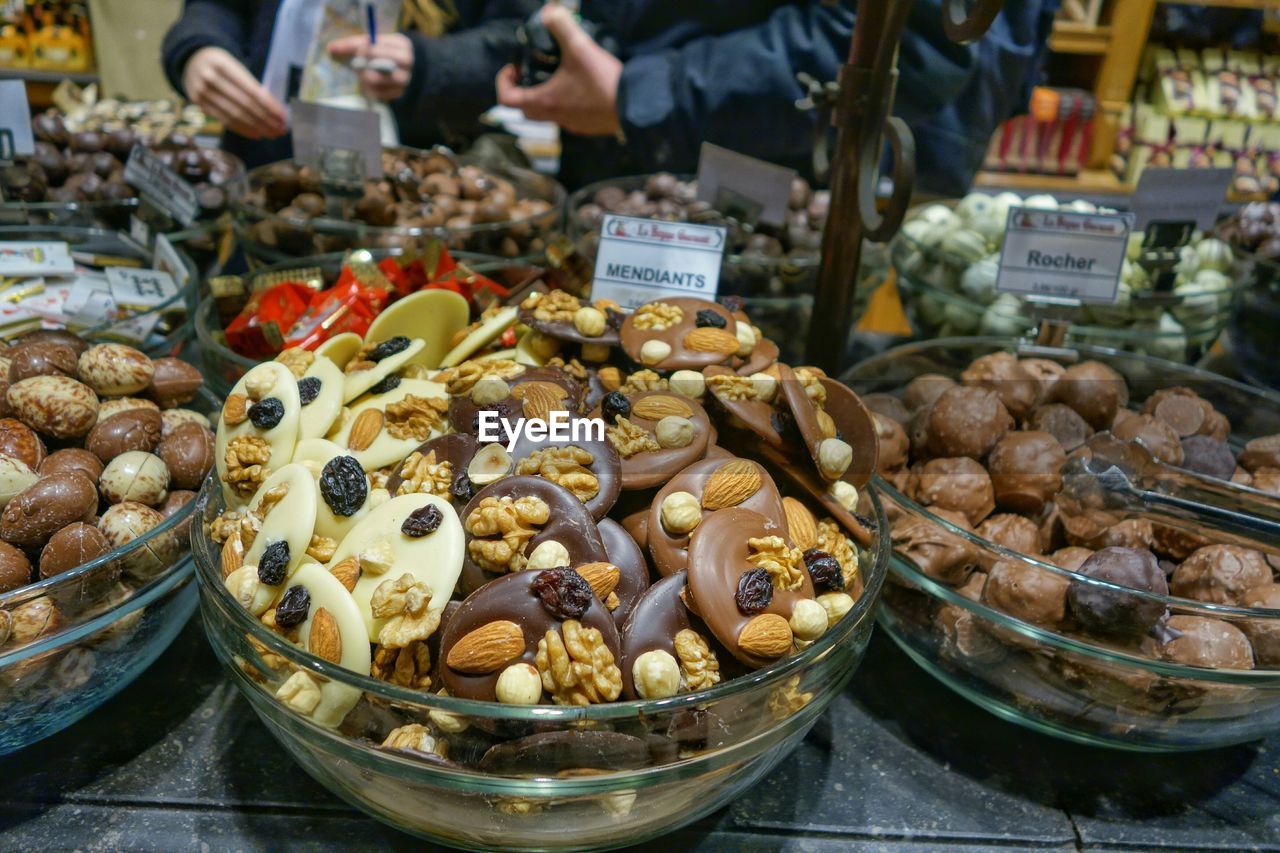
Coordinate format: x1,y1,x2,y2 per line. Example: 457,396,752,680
601,390,631,424
450,472,474,502
605,308,625,331
531,568,593,620
369,374,401,395
803,549,844,593
721,295,744,314
735,568,773,614
370,336,411,362
853,513,877,532
275,584,311,629
297,376,322,406
258,540,291,586
402,504,443,537
248,397,285,429
770,410,802,446
319,455,368,517
695,309,726,329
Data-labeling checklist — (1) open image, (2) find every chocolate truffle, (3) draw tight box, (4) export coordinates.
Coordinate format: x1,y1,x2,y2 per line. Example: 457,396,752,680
1239,435,1280,473
891,507,976,584
1049,546,1093,572
1112,414,1184,467
1026,403,1092,452
984,559,1069,628
861,393,911,425
1240,584,1280,666
1067,547,1168,639
908,457,995,525
925,386,1013,460
960,352,1039,420
1159,616,1254,670
1179,435,1237,481
1151,523,1211,562
1169,545,1272,605
1051,361,1128,429
1019,357,1065,403
1252,467,1280,496
873,412,909,474
976,513,1042,557
902,373,954,413
986,430,1066,514
1142,388,1215,438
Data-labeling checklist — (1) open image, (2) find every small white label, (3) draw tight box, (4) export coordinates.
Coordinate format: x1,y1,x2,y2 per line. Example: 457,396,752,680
153,234,191,290
124,145,200,227
1132,167,1232,230
0,81,34,159
291,100,384,180
0,241,75,277
130,214,152,249
996,209,1132,304
106,267,180,310
696,143,797,227
591,214,726,309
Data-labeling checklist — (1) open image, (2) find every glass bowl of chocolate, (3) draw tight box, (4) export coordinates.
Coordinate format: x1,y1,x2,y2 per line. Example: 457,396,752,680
232,147,564,266
0,329,220,753
845,336,1280,751
191,298,890,848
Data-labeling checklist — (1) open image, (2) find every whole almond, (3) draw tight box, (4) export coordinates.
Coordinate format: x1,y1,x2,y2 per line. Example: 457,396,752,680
701,460,762,510
513,381,567,423
6,375,100,439
330,555,361,592
446,619,525,674
77,343,155,396
576,562,621,599
782,497,818,551
220,532,245,578
223,394,248,427
631,395,693,421
737,613,793,659
348,409,384,451
682,327,740,356
308,607,343,664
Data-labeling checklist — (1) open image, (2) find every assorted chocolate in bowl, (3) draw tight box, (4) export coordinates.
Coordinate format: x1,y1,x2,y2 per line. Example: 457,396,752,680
232,147,564,265
845,336,1280,751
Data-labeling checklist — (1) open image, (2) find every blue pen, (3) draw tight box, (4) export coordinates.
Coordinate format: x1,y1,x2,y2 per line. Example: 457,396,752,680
363,2,397,74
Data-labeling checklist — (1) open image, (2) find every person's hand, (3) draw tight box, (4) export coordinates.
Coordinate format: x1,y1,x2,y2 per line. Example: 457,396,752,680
182,46,287,140
328,33,414,102
495,5,621,137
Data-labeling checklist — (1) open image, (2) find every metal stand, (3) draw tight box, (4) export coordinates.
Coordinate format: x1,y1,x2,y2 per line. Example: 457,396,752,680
805,0,1007,372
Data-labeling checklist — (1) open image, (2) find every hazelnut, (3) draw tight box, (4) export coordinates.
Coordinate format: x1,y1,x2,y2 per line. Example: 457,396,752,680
669,370,705,400
581,343,610,363
572,307,607,337
817,592,855,626
655,416,695,449
470,378,510,406
828,480,858,511
492,662,542,705
467,443,512,486
660,491,701,535
640,340,672,366
817,438,853,480
525,540,570,571
734,323,757,357
748,372,778,403
789,599,829,641
632,649,681,699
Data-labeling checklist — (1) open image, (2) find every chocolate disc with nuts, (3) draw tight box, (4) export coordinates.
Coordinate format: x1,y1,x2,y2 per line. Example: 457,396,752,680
596,517,650,627
618,298,739,373
726,309,778,376
384,433,477,507
648,457,787,578
518,289,622,348
502,417,622,521
778,366,879,488
588,389,711,490
702,364,791,448
686,507,822,669
439,566,621,703
458,475,607,593
447,364,584,435
619,570,742,700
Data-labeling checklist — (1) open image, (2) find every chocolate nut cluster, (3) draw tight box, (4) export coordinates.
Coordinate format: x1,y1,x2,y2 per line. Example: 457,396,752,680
207,291,881,771
239,148,557,259
2,111,242,224
872,350,1280,685
0,328,213,654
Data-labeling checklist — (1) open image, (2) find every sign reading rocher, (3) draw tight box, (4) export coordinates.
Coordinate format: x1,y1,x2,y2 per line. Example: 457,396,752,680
591,214,726,309
995,208,1132,304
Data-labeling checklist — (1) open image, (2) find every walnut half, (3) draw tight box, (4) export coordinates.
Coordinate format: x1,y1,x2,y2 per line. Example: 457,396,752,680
746,536,806,591
534,619,622,705
465,495,551,573
224,435,272,498
515,446,599,503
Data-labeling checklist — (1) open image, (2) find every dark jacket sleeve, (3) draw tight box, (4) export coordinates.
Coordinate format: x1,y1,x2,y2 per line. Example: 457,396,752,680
161,0,254,96
394,18,525,128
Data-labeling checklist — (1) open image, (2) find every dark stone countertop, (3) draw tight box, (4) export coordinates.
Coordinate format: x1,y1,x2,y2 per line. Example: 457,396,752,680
0,614,1276,852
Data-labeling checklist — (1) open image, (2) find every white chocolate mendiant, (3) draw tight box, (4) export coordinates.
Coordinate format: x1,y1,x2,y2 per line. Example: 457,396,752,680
214,361,302,508
243,463,318,588
328,378,448,471
290,438,374,543
281,560,371,727
297,354,346,441
342,337,427,403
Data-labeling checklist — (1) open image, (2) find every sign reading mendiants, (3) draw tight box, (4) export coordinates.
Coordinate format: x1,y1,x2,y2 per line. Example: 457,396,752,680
590,214,727,309
995,208,1132,304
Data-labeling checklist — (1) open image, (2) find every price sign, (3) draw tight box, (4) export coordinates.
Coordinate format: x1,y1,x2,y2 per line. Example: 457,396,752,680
996,208,1132,304
696,143,797,227
153,234,191,290
1131,167,1232,230
0,241,74,277
590,214,726,309
105,266,180,311
292,100,383,180
0,80,34,160
124,145,200,227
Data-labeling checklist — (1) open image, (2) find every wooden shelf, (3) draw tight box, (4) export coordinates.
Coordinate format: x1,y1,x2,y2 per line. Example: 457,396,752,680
974,168,1134,195
0,67,98,86
1049,22,1113,55
1156,0,1278,9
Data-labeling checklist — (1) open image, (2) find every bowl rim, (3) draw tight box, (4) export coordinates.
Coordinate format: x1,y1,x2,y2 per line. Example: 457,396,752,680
0,384,219,610
193,475,891,722
232,146,566,241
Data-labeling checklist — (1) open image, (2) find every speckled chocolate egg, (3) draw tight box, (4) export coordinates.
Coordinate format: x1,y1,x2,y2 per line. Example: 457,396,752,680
156,422,215,490
99,451,170,506
85,408,164,463
0,472,98,548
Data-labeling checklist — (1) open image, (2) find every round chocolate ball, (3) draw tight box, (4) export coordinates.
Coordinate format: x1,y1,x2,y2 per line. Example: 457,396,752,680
262,162,301,209
1179,435,1237,481
986,430,1066,515
908,456,995,526
1159,616,1254,670
983,559,1069,628
926,385,1014,460
1067,547,1168,639
902,373,955,413
975,513,1043,556
960,352,1038,420
1052,361,1128,429
1026,403,1092,453
1169,544,1272,605
1112,413,1184,466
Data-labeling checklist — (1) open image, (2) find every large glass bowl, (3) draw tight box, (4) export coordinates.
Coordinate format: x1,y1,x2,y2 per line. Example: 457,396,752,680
844,337,1280,751
565,175,887,364
192,478,889,849
0,385,221,754
193,249,543,397
1215,238,1280,391
232,149,565,267
890,202,1240,364
0,225,200,356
